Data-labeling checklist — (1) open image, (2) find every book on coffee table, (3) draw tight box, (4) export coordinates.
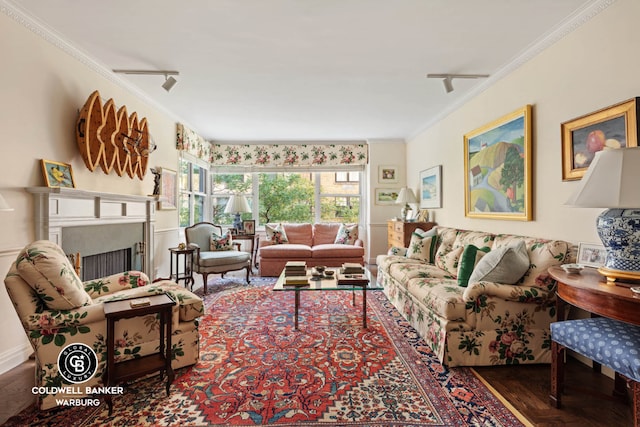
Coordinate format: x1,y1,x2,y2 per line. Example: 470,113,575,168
337,273,369,286
285,261,307,276
341,262,365,274
284,275,310,286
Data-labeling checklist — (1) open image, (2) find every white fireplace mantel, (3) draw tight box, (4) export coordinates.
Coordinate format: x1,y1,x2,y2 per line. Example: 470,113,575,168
26,187,156,277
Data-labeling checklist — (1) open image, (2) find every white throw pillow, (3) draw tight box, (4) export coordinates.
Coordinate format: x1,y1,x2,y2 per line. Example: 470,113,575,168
265,223,289,244
405,228,438,262
334,223,358,245
468,240,529,285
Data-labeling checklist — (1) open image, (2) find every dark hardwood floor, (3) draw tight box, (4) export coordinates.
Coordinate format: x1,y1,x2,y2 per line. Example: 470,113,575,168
0,267,633,425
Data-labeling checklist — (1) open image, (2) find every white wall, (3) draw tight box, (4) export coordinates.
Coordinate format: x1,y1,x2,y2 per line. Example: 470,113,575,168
367,140,407,263
0,10,181,374
406,0,639,246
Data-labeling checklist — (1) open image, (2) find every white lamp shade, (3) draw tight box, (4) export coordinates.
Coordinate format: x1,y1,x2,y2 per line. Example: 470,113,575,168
0,193,13,211
396,187,417,204
224,195,251,214
566,147,640,208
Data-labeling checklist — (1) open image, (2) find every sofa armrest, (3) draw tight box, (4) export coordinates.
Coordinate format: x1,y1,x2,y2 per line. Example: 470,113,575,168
24,303,106,332
84,271,150,298
463,281,555,306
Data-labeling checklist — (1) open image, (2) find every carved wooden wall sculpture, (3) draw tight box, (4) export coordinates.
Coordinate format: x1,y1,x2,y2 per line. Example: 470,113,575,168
76,90,151,179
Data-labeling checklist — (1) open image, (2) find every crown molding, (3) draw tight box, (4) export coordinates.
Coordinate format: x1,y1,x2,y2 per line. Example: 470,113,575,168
409,0,618,141
0,0,193,129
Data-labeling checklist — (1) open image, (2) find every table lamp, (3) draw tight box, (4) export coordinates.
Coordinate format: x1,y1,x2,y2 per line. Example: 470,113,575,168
396,187,417,221
224,195,251,231
566,147,640,282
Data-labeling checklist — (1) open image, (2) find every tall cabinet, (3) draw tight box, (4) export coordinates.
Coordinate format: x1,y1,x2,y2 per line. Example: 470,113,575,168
387,220,436,250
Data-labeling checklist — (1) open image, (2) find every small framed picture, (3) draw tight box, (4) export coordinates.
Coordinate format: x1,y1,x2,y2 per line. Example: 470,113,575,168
378,165,399,183
415,209,429,222
229,228,238,235
577,242,607,268
375,188,400,205
419,165,442,209
41,159,75,188
158,167,178,210
243,220,255,235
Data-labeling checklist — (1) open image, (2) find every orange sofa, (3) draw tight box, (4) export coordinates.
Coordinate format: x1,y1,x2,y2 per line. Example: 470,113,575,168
258,223,365,276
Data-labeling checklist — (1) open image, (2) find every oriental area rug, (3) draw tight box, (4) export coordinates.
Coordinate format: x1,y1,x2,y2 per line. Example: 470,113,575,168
6,277,530,426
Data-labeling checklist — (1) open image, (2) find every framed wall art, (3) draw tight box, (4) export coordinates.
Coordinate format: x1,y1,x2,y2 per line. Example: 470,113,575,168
378,165,399,183
561,97,639,181
419,165,442,209
41,159,75,188
375,188,400,205
463,105,532,221
577,242,607,268
158,167,177,210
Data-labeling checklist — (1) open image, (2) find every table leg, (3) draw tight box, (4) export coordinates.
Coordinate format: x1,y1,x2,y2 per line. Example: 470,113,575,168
294,290,300,330
105,319,115,415
165,309,173,396
363,288,367,328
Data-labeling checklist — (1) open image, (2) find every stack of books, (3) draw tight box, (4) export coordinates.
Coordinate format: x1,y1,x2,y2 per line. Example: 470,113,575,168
341,262,365,274
284,261,309,286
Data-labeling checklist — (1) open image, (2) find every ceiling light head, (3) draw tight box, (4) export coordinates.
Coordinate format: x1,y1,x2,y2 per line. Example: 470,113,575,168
162,75,178,92
443,77,454,93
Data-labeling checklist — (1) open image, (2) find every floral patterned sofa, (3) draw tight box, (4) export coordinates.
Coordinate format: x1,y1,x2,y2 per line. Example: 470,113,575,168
4,240,204,410
376,226,573,367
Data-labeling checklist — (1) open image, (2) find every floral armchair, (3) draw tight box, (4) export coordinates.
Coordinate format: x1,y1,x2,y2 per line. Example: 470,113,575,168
4,240,204,410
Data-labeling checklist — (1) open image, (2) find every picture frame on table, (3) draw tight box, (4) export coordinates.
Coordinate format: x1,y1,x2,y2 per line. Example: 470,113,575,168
242,220,255,235
419,165,442,209
415,209,429,222
158,167,178,210
375,188,400,205
41,159,75,188
463,105,532,221
577,242,607,268
561,98,639,181
229,228,238,236
378,165,399,183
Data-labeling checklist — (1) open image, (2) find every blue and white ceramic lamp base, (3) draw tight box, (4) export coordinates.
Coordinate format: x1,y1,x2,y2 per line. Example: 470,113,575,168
597,208,640,283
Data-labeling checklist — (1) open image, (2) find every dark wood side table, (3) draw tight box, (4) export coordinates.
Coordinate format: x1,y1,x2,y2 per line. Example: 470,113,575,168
169,246,196,289
103,293,176,415
233,234,260,269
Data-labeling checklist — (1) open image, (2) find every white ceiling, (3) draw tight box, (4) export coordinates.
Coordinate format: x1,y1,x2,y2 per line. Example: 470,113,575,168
5,0,607,141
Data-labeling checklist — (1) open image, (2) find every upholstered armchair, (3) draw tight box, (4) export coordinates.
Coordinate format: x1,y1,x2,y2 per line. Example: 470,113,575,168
3,240,204,410
185,222,251,293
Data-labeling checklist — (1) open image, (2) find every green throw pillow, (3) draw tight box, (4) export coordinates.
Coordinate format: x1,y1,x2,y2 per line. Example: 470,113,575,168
457,244,491,287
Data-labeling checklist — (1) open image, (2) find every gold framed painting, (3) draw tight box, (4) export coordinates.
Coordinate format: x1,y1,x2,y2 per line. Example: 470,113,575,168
463,105,532,221
561,97,639,181
41,159,75,188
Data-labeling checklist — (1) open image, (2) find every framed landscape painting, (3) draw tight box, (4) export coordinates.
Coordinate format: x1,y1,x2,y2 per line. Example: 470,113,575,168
419,165,442,209
463,105,532,221
375,188,399,205
561,97,639,181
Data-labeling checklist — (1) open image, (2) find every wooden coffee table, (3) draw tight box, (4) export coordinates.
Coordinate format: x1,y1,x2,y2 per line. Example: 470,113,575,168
273,267,382,329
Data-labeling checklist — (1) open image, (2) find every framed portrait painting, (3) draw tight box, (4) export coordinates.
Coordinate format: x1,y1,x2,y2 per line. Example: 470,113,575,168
561,97,639,181
41,159,75,188
419,165,442,208
378,165,399,183
242,220,255,235
158,167,177,210
463,105,532,221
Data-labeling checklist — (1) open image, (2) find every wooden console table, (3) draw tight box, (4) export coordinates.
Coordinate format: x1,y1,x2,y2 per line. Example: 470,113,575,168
548,265,640,325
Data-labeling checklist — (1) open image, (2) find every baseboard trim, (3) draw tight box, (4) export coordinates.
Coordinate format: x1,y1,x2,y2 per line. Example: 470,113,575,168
0,342,32,376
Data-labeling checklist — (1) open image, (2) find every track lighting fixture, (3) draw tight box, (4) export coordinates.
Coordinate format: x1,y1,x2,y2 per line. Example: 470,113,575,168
426,73,490,93
113,69,180,92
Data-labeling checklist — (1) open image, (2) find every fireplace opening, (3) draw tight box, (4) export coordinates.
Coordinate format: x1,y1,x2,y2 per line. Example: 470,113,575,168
81,248,133,281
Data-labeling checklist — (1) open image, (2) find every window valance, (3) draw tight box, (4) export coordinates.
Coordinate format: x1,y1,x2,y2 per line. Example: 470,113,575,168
176,123,368,168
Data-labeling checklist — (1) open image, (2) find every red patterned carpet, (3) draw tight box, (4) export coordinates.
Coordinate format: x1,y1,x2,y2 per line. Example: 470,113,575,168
6,277,528,426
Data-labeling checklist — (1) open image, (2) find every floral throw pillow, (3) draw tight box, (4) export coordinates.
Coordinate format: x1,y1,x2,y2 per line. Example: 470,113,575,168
405,228,438,262
334,223,358,245
266,223,289,244
210,231,233,251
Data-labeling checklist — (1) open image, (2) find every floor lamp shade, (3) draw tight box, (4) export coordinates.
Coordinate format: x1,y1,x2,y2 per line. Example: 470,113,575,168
566,147,640,279
224,195,251,231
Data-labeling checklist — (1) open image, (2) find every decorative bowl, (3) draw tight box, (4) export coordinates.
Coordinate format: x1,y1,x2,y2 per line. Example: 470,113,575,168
561,263,584,274
314,265,326,274
324,270,335,278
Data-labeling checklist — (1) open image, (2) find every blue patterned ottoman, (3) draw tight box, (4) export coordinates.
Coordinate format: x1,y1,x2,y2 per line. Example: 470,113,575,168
550,317,640,426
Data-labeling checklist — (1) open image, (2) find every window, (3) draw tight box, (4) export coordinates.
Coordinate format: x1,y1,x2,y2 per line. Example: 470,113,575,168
207,171,361,227
179,156,208,227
